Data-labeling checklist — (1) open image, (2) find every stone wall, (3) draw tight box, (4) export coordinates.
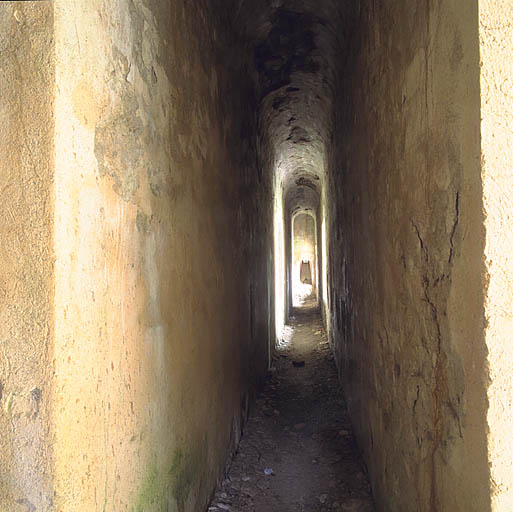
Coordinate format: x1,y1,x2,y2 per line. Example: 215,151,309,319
327,1,489,510
0,3,55,510
0,0,273,510
52,1,273,509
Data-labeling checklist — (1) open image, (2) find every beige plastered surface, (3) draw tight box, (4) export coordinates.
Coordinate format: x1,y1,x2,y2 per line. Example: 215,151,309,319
52,1,273,510
480,1,513,510
326,1,493,510
0,3,55,510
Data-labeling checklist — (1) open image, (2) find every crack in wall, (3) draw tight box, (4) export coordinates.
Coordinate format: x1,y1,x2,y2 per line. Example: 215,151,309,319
422,276,442,355
411,220,429,263
413,385,420,414
448,191,459,264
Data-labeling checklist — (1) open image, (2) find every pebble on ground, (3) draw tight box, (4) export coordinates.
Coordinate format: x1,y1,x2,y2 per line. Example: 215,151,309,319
208,308,375,512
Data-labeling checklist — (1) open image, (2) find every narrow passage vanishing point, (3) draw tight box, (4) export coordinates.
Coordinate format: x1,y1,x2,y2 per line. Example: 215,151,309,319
1,1,512,511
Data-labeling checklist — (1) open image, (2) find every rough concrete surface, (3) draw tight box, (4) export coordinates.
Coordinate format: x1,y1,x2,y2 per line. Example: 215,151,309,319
52,0,272,510
326,1,488,511
0,3,55,510
480,1,513,509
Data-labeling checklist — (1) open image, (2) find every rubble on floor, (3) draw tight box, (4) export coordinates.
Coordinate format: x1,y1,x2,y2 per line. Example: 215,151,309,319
209,310,375,512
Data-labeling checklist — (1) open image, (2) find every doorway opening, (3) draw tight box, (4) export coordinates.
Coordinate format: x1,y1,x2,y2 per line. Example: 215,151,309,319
291,211,318,309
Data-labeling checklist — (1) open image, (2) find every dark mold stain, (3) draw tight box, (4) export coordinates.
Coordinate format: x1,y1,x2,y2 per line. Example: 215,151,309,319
255,9,319,98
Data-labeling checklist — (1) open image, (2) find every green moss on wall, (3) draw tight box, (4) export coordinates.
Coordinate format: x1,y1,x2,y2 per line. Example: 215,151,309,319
131,435,209,512
131,462,170,512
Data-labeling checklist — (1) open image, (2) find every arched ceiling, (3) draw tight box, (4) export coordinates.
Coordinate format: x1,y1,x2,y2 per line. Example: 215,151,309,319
230,0,348,213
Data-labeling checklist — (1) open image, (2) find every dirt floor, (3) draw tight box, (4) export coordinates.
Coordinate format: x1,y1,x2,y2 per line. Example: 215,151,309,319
208,307,375,511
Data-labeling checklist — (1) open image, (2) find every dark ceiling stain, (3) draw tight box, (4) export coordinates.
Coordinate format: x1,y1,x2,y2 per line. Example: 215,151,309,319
272,95,289,110
295,176,317,190
288,126,310,144
255,8,319,98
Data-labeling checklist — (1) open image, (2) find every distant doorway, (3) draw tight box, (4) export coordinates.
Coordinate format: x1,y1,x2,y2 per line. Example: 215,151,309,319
291,212,318,308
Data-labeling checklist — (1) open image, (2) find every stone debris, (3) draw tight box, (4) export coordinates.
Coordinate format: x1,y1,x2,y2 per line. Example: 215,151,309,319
208,310,375,511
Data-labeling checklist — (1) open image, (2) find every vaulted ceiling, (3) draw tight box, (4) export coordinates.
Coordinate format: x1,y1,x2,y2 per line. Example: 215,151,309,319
231,0,351,213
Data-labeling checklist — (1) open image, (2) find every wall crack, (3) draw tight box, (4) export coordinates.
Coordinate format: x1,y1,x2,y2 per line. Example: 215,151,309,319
448,191,459,264
411,220,429,263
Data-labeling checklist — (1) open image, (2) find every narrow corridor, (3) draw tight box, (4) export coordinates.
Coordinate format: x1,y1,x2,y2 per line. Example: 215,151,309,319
209,309,374,512
2,2,512,510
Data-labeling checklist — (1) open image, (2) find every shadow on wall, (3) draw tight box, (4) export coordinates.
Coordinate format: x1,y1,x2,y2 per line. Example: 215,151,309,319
326,1,492,510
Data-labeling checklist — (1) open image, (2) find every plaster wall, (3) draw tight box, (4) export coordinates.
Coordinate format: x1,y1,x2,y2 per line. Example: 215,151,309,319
50,1,271,510
0,3,55,510
274,178,287,336
480,1,513,509
320,192,329,331
327,1,489,510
